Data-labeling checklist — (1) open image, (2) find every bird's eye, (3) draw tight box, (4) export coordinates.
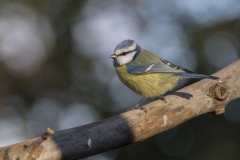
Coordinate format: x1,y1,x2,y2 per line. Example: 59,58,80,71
122,52,127,55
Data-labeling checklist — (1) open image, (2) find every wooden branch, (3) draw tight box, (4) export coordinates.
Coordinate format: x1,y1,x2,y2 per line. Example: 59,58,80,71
1,60,240,160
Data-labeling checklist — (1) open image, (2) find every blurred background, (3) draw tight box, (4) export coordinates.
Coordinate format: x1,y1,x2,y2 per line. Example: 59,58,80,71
0,0,240,159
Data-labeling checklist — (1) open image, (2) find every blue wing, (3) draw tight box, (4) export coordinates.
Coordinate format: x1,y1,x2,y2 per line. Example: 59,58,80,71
127,58,191,74
127,59,219,80
127,62,178,74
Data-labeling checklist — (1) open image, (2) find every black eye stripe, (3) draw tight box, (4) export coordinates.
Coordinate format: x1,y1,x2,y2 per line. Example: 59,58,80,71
119,50,135,56
120,51,129,56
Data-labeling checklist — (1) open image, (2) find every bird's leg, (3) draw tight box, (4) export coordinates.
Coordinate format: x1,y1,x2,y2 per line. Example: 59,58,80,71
155,95,166,103
132,97,147,113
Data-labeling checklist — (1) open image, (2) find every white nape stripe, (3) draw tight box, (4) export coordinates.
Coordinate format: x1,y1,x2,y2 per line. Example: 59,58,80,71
126,42,137,52
114,42,137,56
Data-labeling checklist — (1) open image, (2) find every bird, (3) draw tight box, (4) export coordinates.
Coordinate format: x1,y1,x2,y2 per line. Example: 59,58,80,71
110,39,221,112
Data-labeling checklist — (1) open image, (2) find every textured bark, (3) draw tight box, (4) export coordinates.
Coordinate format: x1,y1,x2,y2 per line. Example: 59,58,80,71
1,60,240,160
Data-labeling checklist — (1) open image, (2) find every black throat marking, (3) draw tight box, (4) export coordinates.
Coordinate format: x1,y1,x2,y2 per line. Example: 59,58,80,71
113,58,120,67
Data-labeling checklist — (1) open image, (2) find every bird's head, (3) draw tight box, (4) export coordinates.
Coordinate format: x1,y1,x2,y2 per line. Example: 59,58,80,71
110,39,141,67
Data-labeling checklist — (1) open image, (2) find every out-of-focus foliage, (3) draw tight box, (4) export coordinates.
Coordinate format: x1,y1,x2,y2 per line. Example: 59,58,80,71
0,0,239,160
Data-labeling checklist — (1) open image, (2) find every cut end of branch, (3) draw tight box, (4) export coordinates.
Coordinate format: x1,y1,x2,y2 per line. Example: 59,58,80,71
207,82,229,115
0,128,55,160
208,82,228,101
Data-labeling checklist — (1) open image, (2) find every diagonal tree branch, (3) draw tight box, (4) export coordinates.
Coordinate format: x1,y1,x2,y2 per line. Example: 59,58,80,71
1,60,240,160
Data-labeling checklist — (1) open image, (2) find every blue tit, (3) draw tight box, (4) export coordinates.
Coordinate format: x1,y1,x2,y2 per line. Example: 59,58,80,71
110,39,221,112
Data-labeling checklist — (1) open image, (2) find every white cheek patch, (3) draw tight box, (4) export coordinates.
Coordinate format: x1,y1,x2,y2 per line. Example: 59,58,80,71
117,51,136,66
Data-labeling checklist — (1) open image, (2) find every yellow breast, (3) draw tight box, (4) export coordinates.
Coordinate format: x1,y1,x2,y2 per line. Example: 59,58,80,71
115,65,180,97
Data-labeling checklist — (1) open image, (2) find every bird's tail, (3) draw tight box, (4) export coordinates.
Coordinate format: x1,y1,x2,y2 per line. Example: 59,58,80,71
175,72,220,81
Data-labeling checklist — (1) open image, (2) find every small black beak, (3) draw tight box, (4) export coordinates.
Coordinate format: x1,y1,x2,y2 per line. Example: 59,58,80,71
110,54,117,59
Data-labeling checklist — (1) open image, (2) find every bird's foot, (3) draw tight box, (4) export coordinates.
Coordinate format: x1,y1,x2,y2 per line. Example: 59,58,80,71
155,96,166,103
131,104,147,113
